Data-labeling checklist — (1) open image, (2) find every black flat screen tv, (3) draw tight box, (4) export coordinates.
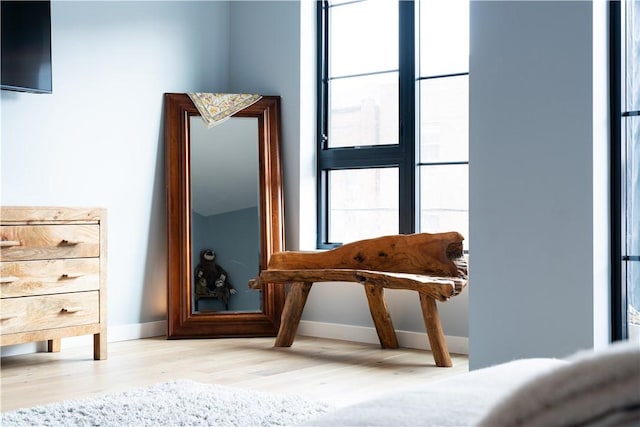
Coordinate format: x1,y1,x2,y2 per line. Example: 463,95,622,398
1,0,52,93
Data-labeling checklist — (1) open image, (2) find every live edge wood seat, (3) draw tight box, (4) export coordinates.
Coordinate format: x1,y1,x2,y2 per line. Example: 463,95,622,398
249,232,468,367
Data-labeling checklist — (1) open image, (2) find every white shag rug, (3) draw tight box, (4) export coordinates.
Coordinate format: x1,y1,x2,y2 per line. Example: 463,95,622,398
1,380,333,427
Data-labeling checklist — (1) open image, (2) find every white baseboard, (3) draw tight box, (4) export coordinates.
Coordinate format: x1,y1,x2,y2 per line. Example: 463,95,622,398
297,320,469,355
0,320,167,358
1,319,469,357
108,320,167,342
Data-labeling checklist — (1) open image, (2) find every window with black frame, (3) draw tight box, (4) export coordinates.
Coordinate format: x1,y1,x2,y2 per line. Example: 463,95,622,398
316,0,469,249
611,0,639,341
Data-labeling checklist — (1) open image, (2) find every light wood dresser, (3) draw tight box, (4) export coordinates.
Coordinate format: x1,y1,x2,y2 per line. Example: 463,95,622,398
0,207,107,360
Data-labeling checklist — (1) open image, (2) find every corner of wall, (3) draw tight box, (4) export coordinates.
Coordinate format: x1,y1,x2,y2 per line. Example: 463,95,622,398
592,0,612,349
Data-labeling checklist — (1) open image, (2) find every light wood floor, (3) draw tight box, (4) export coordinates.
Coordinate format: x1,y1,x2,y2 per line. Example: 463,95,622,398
1,335,468,412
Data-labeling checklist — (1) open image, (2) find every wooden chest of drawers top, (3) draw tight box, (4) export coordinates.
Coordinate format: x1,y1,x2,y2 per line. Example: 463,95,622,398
1,207,105,262
1,207,104,224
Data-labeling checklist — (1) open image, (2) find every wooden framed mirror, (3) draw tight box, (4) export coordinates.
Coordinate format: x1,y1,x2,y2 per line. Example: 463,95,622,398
164,93,285,338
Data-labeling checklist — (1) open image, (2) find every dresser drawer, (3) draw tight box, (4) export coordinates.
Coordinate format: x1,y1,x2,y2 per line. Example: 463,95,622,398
0,225,100,261
0,291,99,335
1,258,100,298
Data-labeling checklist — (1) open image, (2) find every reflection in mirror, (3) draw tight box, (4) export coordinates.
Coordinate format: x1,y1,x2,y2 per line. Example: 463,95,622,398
190,116,262,313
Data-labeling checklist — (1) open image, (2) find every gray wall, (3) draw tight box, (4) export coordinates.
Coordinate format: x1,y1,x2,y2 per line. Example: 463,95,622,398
224,0,472,342
468,1,610,368
0,0,306,347
227,1,302,253
221,0,612,362
1,1,230,329
2,1,611,363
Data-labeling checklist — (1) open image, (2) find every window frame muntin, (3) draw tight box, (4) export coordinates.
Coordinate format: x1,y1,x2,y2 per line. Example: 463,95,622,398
316,0,416,248
609,0,640,341
316,0,469,248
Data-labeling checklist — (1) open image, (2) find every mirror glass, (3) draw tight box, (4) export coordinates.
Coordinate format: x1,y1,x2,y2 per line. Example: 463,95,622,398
190,116,261,313
164,93,285,338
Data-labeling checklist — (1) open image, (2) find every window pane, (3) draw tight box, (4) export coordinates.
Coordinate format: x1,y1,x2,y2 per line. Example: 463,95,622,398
626,0,640,111
419,75,468,163
329,72,399,147
626,115,640,256
329,168,399,243
628,261,640,334
419,0,469,77
419,165,468,250
329,0,398,77
625,114,639,332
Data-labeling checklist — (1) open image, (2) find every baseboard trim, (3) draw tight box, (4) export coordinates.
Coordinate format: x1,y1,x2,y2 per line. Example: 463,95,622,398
0,321,167,358
297,320,469,355
1,319,469,357
109,320,167,342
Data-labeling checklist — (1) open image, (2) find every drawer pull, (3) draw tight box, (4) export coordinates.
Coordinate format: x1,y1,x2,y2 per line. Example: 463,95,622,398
60,307,84,314
0,240,21,248
59,274,82,281
0,276,20,284
59,239,82,246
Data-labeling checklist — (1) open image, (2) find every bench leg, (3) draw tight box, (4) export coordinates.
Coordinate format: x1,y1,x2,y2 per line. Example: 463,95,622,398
419,293,452,367
364,284,399,349
275,282,313,347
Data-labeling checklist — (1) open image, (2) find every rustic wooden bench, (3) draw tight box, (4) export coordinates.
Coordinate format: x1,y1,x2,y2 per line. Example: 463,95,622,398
249,232,468,367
